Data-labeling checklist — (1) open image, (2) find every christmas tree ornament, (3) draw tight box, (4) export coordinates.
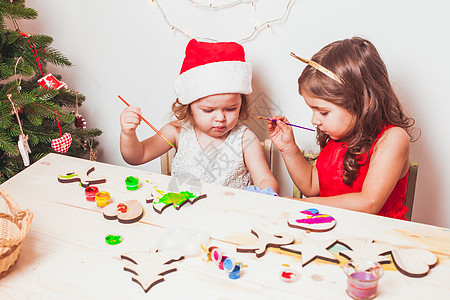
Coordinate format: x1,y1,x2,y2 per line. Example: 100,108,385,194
73,92,86,128
88,140,98,161
18,134,31,166
51,111,72,153
20,32,67,90
37,73,67,90
8,94,32,166
75,115,86,128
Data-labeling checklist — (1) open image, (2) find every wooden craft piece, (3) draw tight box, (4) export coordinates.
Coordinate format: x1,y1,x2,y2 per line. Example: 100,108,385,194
57,167,106,188
151,193,207,214
390,248,437,278
287,208,336,232
121,249,184,293
103,200,144,224
236,227,294,258
337,238,395,265
280,235,339,267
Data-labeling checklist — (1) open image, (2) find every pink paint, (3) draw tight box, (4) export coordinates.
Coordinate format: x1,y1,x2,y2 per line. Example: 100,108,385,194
347,272,378,299
296,215,335,224
343,260,383,300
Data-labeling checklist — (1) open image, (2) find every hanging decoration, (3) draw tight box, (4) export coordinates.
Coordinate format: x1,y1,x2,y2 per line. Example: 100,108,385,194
150,0,294,44
7,94,31,166
20,31,67,90
73,92,87,129
51,111,72,153
88,139,98,161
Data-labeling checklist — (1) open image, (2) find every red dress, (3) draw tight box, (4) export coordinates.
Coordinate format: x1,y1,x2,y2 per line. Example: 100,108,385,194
316,125,409,220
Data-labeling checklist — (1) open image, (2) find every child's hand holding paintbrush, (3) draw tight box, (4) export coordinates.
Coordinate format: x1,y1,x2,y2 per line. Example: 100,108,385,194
260,115,314,153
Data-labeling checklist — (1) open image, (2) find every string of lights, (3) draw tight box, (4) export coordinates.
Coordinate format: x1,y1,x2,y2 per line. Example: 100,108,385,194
149,0,294,43
188,0,259,9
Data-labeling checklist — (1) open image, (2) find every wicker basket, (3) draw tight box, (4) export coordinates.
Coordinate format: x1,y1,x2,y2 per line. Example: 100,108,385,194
0,189,33,279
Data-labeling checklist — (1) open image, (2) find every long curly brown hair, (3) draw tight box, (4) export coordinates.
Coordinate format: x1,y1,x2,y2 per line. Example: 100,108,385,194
171,94,250,128
298,37,415,185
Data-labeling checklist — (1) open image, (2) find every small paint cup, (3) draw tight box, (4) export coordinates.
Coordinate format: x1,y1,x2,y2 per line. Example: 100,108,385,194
343,260,384,300
85,186,99,201
228,264,241,280
279,267,300,283
125,176,139,190
95,191,111,207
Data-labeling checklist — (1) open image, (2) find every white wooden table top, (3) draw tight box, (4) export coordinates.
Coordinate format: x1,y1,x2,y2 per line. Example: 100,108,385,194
0,153,449,299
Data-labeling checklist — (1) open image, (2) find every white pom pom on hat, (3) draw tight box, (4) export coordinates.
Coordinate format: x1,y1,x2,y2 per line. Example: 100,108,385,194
173,39,253,105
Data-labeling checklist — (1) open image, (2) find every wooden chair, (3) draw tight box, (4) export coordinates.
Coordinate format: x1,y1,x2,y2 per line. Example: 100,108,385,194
160,138,274,176
292,161,419,221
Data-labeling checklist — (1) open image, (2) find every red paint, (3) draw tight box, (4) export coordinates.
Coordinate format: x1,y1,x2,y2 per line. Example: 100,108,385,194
117,203,128,213
281,271,294,279
85,186,99,201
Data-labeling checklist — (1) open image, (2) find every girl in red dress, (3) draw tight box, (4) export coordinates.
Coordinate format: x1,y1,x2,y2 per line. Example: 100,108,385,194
268,37,415,219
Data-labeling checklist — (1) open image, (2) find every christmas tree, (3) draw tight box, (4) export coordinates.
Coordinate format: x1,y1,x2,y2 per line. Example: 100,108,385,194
0,0,102,183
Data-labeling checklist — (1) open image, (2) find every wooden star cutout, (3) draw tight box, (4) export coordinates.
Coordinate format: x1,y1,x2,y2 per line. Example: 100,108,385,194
281,235,339,267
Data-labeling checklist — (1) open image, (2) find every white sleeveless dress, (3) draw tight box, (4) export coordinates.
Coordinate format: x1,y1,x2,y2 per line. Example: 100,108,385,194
171,124,253,189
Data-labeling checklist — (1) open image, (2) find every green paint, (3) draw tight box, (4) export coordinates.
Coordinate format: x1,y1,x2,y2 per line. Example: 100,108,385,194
59,173,78,179
156,191,196,209
105,235,123,245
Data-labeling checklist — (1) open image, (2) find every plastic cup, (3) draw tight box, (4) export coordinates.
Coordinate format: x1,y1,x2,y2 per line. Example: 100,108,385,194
343,260,384,300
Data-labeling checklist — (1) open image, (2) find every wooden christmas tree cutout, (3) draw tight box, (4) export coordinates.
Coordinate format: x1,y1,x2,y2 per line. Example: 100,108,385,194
236,227,294,258
150,192,207,214
281,235,339,267
57,166,106,188
120,249,185,293
103,200,144,224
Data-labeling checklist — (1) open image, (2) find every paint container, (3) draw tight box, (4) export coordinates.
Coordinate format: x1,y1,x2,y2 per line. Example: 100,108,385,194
95,191,111,208
343,260,384,300
228,263,241,279
279,267,300,283
125,176,139,190
85,186,99,201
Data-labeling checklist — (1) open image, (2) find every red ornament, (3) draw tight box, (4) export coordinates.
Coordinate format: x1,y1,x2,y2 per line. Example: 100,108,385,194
38,73,67,90
51,132,72,153
75,114,86,128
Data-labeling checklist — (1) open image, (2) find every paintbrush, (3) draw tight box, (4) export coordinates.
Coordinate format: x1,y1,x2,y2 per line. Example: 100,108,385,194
118,95,177,150
257,116,315,132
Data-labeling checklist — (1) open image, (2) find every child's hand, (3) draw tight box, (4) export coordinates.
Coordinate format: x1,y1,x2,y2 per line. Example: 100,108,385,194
120,106,142,135
268,115,296,153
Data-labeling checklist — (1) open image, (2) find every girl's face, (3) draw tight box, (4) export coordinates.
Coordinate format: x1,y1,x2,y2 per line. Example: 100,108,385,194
190,93,242,138
303,94,355,140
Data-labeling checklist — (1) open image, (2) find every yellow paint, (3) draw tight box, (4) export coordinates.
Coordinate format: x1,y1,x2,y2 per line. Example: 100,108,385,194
95,191,111,207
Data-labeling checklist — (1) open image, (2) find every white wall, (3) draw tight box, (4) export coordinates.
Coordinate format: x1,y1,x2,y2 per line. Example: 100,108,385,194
21,0,449,228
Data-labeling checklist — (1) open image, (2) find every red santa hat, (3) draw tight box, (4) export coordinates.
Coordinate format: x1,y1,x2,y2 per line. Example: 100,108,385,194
173,39,253,105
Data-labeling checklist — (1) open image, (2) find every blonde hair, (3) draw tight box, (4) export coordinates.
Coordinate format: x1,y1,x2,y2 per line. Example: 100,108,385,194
171,94,250,128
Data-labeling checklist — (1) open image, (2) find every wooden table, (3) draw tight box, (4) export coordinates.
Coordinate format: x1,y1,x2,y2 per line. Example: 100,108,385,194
0,153,449,299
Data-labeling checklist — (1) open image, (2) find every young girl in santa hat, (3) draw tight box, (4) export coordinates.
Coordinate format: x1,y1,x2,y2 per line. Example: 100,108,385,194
120,39,279,194
268,37,415,219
